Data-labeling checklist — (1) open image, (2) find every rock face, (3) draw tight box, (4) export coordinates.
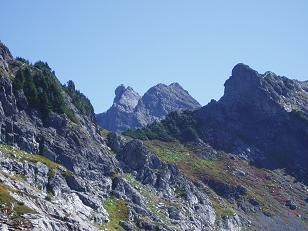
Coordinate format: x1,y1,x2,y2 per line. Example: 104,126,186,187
0,42,307,231
124,63,308,230
0,42,247,231
0,42,116,230
96,85,141,132
96,83,201,132
195,63,308,182
0,147,109,231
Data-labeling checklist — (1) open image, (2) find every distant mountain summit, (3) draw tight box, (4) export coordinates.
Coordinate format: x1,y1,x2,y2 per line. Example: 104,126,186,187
96,85,141,132
96,82,201,132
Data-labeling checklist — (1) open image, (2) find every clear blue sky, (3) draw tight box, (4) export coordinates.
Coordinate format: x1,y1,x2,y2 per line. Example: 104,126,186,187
1,1,307,112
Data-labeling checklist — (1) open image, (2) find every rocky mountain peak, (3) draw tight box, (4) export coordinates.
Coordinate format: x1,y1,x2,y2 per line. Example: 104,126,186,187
147,82,184,93
0,41,307,230
231,63,260,79
136,82,201,123
222,64,308,114
113,84,141,112
96,82,200,132
114,84,126,96
223,63,261,101
169,82,183,88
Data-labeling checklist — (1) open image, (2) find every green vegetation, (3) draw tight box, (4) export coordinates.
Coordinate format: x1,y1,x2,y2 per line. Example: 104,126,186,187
0,183,34,218
14,201,34,218
102,196,129,230
45,194,52,202
16,57,30,65
123,174,140,189
123,173,176,224
0,144,60,172
144,140,218,180
12,61,77,123
144,140,191,164
0,183,12,207
124,110,199,142
1,171,25,182
48,169,56,178
99,128,110,138
63,80,94,117
25,153,59,169
61,170,73,178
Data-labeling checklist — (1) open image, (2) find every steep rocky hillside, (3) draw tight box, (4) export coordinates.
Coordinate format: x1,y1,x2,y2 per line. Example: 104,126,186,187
96,83,201,132
0,42,307,231
125,64,308,230
127,64,308,184
0,42,117,229
0,42,245,230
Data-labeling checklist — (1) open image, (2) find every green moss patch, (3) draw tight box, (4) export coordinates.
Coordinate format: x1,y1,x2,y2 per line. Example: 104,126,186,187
0,144,60,176
102,196,129,230
99,128,110,138
61,170,73,178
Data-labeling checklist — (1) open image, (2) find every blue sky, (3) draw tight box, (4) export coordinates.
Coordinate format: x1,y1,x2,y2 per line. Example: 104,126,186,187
1,1,307,112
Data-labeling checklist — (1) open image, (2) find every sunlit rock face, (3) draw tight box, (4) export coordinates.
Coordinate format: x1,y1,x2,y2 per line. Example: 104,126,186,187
96,82,201,132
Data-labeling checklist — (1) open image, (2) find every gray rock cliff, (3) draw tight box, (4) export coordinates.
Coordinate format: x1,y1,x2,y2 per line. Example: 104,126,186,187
0,42,246,231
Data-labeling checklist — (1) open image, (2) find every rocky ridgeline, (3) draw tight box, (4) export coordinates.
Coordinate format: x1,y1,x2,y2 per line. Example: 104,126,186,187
122,63,308,229
194,63,308,182
0,42,307,230
96,83,201,132
0,42,244,230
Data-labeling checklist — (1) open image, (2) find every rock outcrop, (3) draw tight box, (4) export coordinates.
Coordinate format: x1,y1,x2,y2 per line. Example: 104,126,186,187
0,42,307,231
0,42,246,231
96,83,201,132
195,63,308,182
124,63,308,230
96,85,141,132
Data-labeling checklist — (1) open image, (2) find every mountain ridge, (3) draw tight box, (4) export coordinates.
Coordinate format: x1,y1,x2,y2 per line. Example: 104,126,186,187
0,42,307,230
126,63,308,183
96,82,201,132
